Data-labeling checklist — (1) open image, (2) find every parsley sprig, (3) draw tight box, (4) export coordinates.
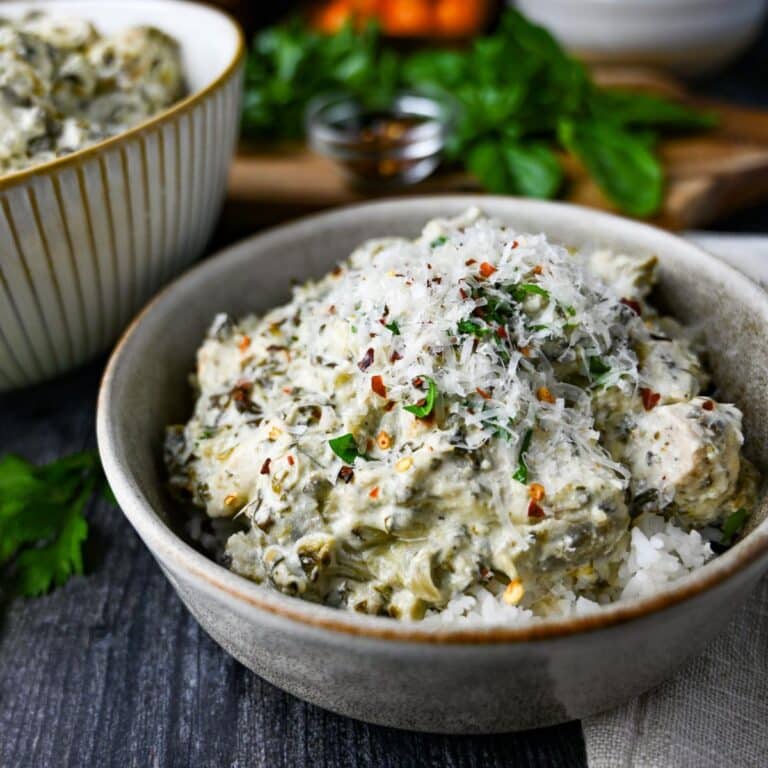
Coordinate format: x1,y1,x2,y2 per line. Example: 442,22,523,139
0,451,107,597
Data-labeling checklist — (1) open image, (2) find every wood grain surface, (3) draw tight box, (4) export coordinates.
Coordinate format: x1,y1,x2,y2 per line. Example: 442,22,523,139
0,362,587,768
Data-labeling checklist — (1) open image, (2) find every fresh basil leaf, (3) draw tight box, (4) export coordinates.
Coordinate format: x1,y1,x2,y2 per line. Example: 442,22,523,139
589,356,610,376
511,283,550,301
329,433,361,464
457,319,490,337
721,507,748,546
588,88,717,131
404,377,437,418
385,320,400,335
468,140,562,199
512,429,533,483
558,119,664,217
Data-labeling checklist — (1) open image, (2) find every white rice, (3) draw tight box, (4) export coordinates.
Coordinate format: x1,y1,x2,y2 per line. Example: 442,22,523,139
424,514,713,626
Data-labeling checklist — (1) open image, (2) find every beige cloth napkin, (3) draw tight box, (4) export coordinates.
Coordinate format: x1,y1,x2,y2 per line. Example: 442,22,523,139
583,233,768,768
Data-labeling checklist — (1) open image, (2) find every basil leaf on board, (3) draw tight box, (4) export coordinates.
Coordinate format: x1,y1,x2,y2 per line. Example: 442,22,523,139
558,119,664,217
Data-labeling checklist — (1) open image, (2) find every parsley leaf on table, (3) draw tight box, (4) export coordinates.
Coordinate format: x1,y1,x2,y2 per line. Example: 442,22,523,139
0,451,107,597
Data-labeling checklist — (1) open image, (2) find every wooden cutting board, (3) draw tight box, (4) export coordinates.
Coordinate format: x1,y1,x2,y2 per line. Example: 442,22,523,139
225,67,768,233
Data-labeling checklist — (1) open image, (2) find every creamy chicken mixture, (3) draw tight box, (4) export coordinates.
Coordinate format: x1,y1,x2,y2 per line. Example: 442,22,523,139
166,210,759,621
0,11,184,174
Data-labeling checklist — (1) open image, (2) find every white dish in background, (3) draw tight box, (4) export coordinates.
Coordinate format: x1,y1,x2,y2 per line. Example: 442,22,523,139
0,1,244,392
513,0,768,75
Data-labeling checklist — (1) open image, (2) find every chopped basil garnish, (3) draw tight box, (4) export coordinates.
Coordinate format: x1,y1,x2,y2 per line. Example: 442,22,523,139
385,320,400,335
457,319,491,338
430,236,448,248
511,283,549,301
329,433,361,464
589,357,611,376
721,507,748,546
404,377,437,417
512,428,533,483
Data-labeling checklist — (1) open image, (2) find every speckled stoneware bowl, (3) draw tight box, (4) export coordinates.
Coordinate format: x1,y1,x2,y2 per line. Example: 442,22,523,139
97,197,768,733
0,0,244,392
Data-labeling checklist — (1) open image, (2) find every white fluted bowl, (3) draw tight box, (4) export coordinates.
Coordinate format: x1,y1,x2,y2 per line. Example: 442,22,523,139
0,0,244,391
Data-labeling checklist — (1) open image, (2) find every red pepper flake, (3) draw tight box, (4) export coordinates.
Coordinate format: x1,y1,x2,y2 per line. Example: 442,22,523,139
369,486,380,499
390,350,403,363
496,326,508,339
287,454,295,466
366,438,374,452
405,280,413,286
260,458,271,475
479,262,497,278
232,380,252,397
357,347,374,371
465,258,476,266
532,265,543,275
238,335,251,352
702,399,715,411
371,375,387,398
384,400,396,412
511,240,519,249
528,500,545,519
328,305,336,314
331,266,342,277
620,298,642,316
412,376,424,388
282,386,293,395
537,386,556,404
459,288,468,300
519,346,531,358
338,466,354,484
640,387,661,411
476,387,492,400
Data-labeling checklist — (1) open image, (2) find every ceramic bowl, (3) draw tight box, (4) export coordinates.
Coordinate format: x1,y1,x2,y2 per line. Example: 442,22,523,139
513,0,768,75
97,197,768,733
0,0,244,392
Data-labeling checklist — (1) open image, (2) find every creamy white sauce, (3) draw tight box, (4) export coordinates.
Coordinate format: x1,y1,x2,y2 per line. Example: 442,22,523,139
0,12,184,174
166,210,758,620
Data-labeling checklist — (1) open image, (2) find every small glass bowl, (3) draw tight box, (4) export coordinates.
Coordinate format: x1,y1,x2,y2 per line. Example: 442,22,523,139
306,92,452,189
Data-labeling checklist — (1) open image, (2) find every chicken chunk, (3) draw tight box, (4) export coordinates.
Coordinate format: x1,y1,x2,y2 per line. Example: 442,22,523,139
621,397,743,526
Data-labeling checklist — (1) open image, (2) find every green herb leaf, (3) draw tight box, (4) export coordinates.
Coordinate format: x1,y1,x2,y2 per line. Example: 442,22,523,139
0,451,109,597
457,319,491,338
512,429,533,484
558,119,664,217
588,356,611,376
587,88,717,131
404,377,438,418
511,283,550,301
328,433,361,464
385,320,400,335
721,507,748,546
430,236,448,248
467,139,563,199
243,9,712,217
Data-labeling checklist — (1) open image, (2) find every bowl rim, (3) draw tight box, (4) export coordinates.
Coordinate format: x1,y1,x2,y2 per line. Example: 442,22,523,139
97,196,768,645
0,0,245,193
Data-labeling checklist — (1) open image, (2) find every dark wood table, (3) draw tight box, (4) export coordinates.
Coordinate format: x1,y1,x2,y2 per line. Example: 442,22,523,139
2,28,766,768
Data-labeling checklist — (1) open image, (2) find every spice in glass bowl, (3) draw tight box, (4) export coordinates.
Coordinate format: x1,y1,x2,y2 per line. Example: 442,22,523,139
306,92,452,188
